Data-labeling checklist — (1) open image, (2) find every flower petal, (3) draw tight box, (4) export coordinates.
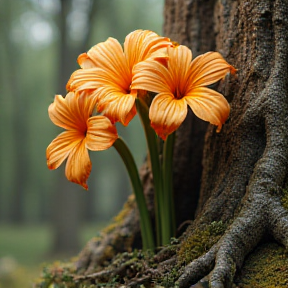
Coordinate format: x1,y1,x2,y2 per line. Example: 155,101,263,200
97,88,137,126
78,53,95,69
86,67,130,91
65,139,91,190
48,92,97,132
86,116,118,151
48,94,79,130
67,68,104,92
185,87,230,132
67,63,131,93
149,92,187,140
166,45,192,94
124,30,171,71
67,38,131,92
132,59,174,93
66,90,97,124
132,45,192,97
187,52,236,89
46,130,84,170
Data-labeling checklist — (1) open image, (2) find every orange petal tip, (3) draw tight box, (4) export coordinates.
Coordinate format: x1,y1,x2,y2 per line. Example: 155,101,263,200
230,65,237,75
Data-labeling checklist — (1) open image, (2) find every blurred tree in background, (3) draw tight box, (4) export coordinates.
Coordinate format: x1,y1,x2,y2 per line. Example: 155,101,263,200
0,0,163,255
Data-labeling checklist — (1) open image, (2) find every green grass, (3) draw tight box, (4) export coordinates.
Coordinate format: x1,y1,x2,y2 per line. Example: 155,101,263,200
0,225,52,266
0,223,107,288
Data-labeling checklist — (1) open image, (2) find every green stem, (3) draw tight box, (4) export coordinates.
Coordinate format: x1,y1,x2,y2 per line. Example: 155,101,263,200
136,98,163,246
113,137,155,250
162,132,176,243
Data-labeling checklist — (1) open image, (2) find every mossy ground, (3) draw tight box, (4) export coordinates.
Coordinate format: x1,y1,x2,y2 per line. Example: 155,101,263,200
177,221,227,266
34,222,288,288
281,188,288,210
34,250,157,288
234,242,288,288
34,221,227,287
153,221,227,287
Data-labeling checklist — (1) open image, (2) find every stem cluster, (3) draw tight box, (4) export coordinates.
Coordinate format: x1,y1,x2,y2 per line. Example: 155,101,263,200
113,96,176,250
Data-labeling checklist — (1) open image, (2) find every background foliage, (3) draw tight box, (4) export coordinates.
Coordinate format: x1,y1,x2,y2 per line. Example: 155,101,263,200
0,0,163,286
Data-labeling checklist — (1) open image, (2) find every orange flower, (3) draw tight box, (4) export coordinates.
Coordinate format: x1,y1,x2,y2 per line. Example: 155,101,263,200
132,45,236,140
46,91,118,189
67,30,172,126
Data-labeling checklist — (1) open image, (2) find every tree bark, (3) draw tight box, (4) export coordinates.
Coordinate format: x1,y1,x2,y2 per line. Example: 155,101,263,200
167,0,288,287
37,0,288,287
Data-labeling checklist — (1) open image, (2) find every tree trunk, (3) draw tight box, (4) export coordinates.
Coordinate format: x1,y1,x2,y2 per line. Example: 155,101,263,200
37,0,288,287
164,0,288,287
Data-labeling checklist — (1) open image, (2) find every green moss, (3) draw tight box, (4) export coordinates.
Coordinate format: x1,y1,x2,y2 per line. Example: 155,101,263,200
234,242,288,287
155,265,184,287
177,221,227,266
281,189,288,210
34,261,79,288
35,249,156,288
102,195,135,235
152,221,227,287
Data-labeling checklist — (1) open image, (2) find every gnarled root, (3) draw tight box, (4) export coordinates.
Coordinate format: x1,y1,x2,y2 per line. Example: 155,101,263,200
177,190,288,288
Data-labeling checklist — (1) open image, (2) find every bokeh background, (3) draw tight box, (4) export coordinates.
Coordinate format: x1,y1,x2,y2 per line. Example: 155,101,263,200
0,0,164,286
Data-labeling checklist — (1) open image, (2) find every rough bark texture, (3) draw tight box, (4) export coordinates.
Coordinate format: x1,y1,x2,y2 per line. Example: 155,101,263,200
37,0,288,287
169,0,288,287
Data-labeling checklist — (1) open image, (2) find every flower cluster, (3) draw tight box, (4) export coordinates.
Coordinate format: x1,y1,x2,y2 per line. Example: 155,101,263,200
47,29,235,189
46,29,236,248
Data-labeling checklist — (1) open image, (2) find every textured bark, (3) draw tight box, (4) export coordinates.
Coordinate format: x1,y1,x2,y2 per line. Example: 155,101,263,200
71,0,288,287
169,0,288,287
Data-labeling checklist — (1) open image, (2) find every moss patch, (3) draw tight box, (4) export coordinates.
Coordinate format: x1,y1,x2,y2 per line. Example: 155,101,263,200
281,189,288,210
177,221,227,266
102,195,135,235
34,249,156,288
34,261,78,288
234,242,288,288
152,221,227,287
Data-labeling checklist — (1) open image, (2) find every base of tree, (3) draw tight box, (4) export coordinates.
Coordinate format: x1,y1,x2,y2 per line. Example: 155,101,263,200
34,239,288,287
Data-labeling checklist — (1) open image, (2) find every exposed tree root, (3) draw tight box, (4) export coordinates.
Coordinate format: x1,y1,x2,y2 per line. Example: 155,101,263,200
177,193,288,288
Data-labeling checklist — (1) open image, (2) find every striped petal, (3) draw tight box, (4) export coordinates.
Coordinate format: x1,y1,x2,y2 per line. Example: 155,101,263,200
67,38,131,92
132,45,192,97
185,87,230,132
65,139,91,190
78,52,95,69
86,116,118,151
67,68,102,91
124,30,171,72
48,94,79,131
97,88,137,126
48,92,97,132
46,130,84,170
66,91,97,129
132,58,173,93
166,45,192,95
149,92,187,140
187,52,236,89
67,67,129,92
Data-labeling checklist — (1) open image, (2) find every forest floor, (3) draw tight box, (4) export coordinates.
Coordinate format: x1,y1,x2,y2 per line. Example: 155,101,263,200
0,223,106,288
